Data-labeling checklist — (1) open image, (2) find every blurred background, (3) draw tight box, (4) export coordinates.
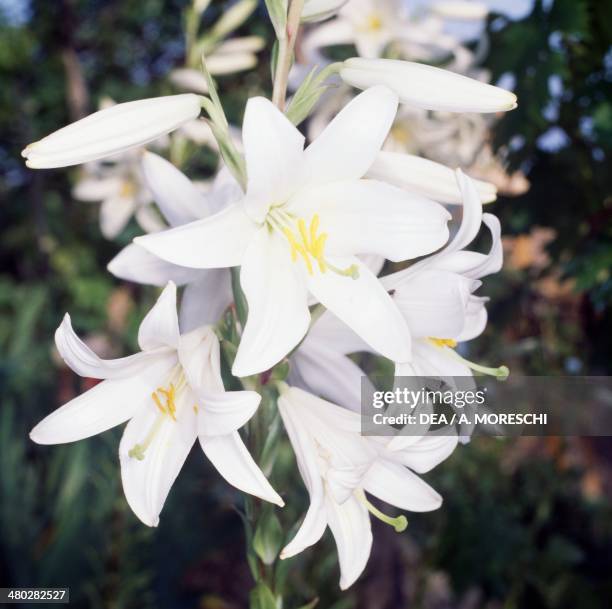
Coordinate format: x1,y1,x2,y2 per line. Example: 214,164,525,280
1,0,611,608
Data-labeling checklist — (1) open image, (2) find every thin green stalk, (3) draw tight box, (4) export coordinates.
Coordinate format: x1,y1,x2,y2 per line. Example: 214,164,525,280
272,0,305,109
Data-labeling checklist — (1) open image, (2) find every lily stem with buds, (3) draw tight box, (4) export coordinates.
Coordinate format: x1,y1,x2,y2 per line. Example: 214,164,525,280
272,0,305,110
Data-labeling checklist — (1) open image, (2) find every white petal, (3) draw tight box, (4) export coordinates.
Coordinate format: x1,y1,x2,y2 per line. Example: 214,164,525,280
302,0,348,22
387,270,474,339
169,68,210,94
367,152,497,204
278,392,330,558
301,18,354,56
199,431,284,506
72,176,122,202
434,213,502,279
177,325,223,392
138,282,180,352
445,170,484,254
214,36,266,54
134,204,165,234
281,497,328,559
135,203,255,269
242,97,305,222
340,58,517,113
432,1,488,20
23,94,202,168
308,310,372,355
100,195,135,239
388,433,459,474
179,270,233,332
326,493,372,590
456,296,488,341
232,230,310,377
119,398,197,526
362,460,442,511
397,340,472,377
306,257,412,362
206,51,257,75
289,180,450,262
141,151,207,226
55,313,151,379
108,244,200,287
197,389,260,436
278,391,325,498
303,86,398,187
30,355,175,445
290,343,367,412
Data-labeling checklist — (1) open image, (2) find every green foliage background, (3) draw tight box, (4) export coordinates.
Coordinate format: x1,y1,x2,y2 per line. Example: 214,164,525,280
0,1,611,608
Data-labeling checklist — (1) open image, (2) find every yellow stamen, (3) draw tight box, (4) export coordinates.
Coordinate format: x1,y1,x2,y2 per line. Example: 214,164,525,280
272,211,358,280
129,369,189,460
429,338,458,349
367,14,383,31
120,180,135,197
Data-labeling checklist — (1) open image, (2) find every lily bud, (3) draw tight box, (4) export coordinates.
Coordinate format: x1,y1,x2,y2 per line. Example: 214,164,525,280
302,0,348,22
22,94,202,169
367,152,497,204
340,58,517,113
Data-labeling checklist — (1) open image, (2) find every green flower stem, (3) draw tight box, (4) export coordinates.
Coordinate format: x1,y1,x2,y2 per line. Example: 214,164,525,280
272,0,305,110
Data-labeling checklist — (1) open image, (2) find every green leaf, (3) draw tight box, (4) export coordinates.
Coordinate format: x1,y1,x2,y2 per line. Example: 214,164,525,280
253,505,283,565
265,0,289,39
249,581,278,609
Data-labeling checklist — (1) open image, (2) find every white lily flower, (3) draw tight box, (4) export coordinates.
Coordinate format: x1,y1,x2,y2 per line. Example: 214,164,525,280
367,151,497,204
278,385,454,589
108,152,237,331
136,87,451,377
340,58,517,113
302,0,349,22
73,149,165,239
30,282,283,526
382,170,506,380
299,0,457,62
22,94,202,169
290,171,505,413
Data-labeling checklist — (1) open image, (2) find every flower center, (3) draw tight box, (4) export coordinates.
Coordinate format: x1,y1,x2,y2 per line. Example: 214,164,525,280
428,337,509,379
128,366,191,461
366,13,383,31
267,209,359,279
120,179,136,198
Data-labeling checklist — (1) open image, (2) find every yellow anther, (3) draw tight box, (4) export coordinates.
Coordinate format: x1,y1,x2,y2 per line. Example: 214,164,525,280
367,14,383,31
429,338,458,349
120,180,135,197
271,210,358,280
151,383,178,420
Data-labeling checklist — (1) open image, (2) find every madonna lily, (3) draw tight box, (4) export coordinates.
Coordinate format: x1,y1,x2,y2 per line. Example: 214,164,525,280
108,152,237,331
290,171,504,413
136,86,451,377
30,282,283,527
73,149,163,239
22,94,202,169
278,385,453,589
382,170,506,380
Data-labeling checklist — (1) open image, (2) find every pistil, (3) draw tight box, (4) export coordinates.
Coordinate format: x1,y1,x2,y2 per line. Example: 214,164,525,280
428,337,509,380
357,489,408,532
